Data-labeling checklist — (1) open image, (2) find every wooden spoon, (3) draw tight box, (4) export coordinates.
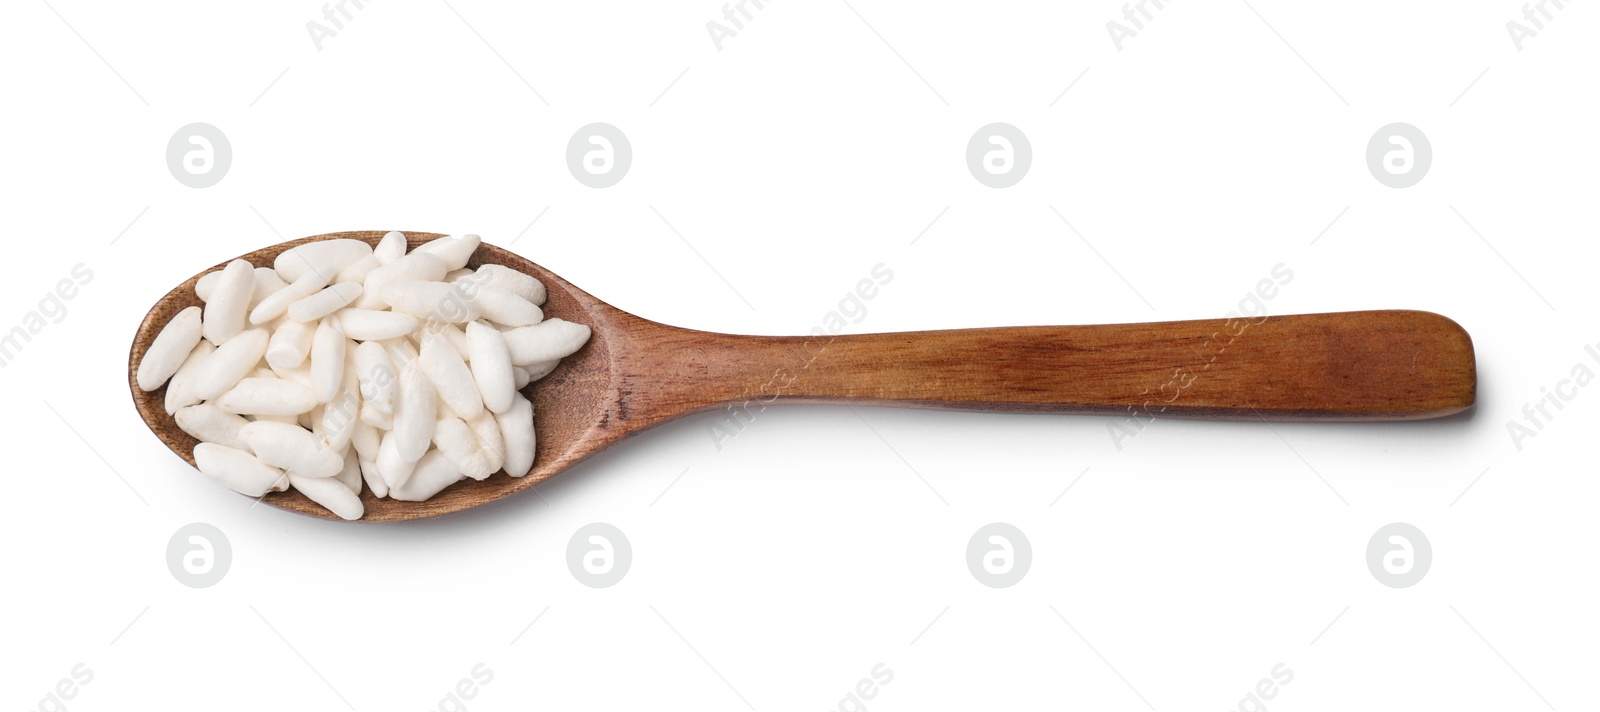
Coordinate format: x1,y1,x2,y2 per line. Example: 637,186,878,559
129,231,1476,522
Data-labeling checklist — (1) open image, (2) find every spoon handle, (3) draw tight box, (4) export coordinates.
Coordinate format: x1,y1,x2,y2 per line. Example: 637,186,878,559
641,310,1474,422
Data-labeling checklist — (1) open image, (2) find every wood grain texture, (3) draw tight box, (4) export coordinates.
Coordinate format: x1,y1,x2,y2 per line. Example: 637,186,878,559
605,309,1476,425
130,232,1476,522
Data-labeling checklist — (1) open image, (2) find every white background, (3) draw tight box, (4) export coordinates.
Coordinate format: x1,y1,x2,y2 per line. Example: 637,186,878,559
2,1,1597,710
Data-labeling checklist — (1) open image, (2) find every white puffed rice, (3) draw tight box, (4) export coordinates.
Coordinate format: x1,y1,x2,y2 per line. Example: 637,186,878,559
137,233,588,519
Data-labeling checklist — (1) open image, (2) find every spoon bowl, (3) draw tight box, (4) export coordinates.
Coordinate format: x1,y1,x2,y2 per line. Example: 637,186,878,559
130,231,621,521
131,231,1477,522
